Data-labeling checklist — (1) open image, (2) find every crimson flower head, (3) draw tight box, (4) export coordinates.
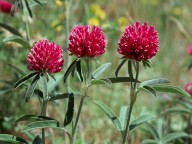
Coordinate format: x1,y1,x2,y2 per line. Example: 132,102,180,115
185,83,192,95
27,40,64,74
187,45,192,56
0,0,12,14
68,25,106,58
118,21,159,61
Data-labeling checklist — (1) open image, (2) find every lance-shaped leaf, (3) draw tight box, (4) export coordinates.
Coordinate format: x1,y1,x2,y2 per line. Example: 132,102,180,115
32,135,42,144
40,75,48,100
14,72,39,89
152,85,191,97
92,63,112,79
115,59,127,77
16,115,55,123
137,86,157,98
3,35,31,48
24,0,33,18
91,79,112,87
33,0,43,7
76,60,83,82
140,78,170,87
142,139,157,144
161,108,191,114
119,106,129,131
107,77,140,83
162,132,190,144
0,134,28,144
25,74,40,102
93,100,122,131
22,120,67,132
142,60,151,68
64,59,78,83
64,93,74,127
129,114,155,132
11,0,19,16
49,93,69,101
0,23,22,37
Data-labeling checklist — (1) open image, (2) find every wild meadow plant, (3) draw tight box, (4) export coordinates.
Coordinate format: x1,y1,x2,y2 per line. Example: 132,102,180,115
0,1,191,144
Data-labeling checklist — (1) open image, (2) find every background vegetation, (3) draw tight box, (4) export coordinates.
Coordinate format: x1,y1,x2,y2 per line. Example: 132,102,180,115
0,0,192,143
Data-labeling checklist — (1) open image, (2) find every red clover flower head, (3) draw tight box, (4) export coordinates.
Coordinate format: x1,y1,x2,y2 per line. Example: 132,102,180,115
118,21,159,61
0,0,12,14
187,45,192,56
27,40,64,74
185,83,192,95
68,25,106,58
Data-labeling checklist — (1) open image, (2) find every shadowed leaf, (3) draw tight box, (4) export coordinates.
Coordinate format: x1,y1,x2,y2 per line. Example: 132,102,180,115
115,59,127,77
0,23,22,37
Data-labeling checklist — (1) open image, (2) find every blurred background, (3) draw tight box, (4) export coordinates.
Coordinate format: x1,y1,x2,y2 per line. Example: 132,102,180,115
0,0,192,143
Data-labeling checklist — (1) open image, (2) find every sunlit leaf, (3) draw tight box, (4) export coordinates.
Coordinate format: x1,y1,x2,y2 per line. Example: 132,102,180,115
142,139,157,144
92,63,112,79
119,106,129,131
145,122,160,141
14,72,39,89
64,93,74,127
93,100,122,131
0,134,28,144
22,120,67,132
91,79,112,87
161,108,191,114
152,85,191,97
129,114,155,132
40,75,48,100
0,23,22,37
140,78,170,87
3,35,31,48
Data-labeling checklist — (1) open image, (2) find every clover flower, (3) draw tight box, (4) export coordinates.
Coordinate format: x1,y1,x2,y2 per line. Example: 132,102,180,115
185,83,192,95
187,45,192,56
68,25,106,58
118,21,159,61
27,40,64,74
0,0,12,14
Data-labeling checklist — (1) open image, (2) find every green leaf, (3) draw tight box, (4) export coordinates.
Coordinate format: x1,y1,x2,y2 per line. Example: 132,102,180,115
145,122,160,141
14,72,39,89
152,85,191,97
137,86,157,97
119,106,129,131
10,0,19,16
92,100,122,131
92,63,112,79
32,135,42,144
107,77,139,83
40,75,48,100
25,74,40,102
129,114,155,132
64,93,74,127
76,60,83,82
24,0,33,18
16,115,55,123
3,35,31,48
115,59,127,77
33,0,43,7
0,23,22,37
64,59,78,83
91,79,112,87
161,108,191,114
140,78,170,87
22,120,67,132
142,139,157,144
49,93,69,101
128,60,133,80
162,132,190,143
0,134,28,144
142,60,151,68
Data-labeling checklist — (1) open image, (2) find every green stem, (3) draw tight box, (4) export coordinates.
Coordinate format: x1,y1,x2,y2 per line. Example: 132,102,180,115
122,61,139,144
41,100,47,144
70,59,91,144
